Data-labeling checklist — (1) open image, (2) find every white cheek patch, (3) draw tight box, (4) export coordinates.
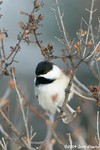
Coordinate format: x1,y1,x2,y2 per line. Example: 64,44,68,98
39,65,61,79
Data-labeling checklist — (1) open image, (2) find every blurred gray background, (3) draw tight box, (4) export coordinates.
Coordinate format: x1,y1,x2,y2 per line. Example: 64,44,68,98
0,0,100,149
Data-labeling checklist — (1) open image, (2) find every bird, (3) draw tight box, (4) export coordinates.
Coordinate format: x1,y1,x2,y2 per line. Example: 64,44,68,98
34,61,75,123
34,61,95,123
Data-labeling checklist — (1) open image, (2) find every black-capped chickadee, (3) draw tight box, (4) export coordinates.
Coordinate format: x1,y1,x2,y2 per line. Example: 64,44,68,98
34,61,95,123
34,61,74,118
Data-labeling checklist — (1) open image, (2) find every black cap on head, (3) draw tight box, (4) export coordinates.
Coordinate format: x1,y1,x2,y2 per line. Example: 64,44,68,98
35,61,53,76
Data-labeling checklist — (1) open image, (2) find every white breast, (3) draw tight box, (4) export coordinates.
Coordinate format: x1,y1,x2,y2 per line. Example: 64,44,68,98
34,72,74,114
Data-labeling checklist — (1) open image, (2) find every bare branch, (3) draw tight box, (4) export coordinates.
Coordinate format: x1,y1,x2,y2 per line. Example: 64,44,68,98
83,0,95,58
55,0,70,47
97,111,100,146
11,68,31,148
0,108,32,149
0,138,7,150
85,41,100,61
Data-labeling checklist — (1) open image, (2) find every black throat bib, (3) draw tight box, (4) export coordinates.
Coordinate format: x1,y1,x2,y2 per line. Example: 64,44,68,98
35,77,55,86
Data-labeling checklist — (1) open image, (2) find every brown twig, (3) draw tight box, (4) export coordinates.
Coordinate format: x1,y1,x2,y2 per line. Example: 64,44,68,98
1,38,6,62
6,32,25,65
0,108,34,149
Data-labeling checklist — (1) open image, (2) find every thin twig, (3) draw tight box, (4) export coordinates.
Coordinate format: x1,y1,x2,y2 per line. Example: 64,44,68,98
55,0,70,47
0,124,10,139
62,71,75,107
1,38,7,62
0,108,33,149
7,32,25,62
0,138,7,150
67,133,73,150
85,41,100,61
51,7,64,44
11,68,31,148
83,0,95,58
97,111,100,146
